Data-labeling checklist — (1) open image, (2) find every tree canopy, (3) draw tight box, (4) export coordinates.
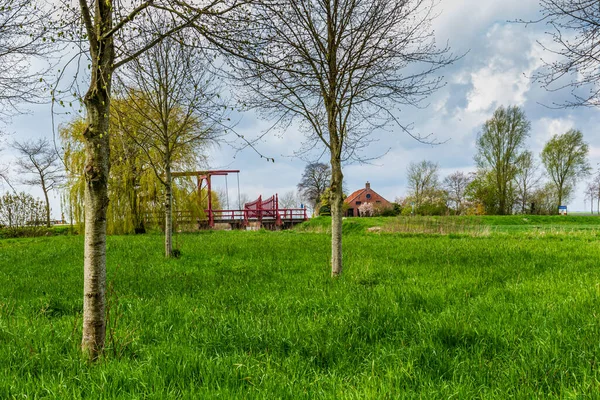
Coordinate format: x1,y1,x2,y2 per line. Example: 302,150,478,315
541,129,591,210
475,106,531,215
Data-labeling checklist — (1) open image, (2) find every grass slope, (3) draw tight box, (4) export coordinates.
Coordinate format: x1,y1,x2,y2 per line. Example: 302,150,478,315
1,221,600,397
299,215,600,235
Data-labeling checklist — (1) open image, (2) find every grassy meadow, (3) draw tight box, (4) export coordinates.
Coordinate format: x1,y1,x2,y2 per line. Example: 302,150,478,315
2,216,600,398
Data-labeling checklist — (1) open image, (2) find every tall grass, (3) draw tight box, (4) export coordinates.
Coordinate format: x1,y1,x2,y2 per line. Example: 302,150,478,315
299,215,600,236
1,224,600,397
379,216,490,235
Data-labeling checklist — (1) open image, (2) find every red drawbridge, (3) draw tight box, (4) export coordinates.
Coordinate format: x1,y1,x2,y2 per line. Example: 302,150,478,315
172,170,308,229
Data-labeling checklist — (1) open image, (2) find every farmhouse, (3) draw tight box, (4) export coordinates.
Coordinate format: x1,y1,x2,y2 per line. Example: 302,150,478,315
344,182,391,216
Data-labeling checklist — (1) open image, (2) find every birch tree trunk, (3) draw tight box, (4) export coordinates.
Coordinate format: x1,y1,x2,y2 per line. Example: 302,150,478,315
82,94,111,359
80,1,114,359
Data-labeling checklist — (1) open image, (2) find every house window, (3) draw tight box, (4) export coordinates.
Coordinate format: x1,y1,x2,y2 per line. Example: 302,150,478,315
366,194,371,199
356,201,361,205
376,200,381,203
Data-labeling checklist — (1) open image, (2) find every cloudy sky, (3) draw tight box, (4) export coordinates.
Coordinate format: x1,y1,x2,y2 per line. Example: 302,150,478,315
3,0,600,217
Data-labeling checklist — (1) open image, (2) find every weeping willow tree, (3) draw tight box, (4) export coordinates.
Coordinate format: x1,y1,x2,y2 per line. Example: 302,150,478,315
61,118,87,232
60,97,218,235
114,32,223,257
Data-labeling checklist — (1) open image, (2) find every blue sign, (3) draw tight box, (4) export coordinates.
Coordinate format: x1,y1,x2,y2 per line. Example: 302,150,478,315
558,205,567,215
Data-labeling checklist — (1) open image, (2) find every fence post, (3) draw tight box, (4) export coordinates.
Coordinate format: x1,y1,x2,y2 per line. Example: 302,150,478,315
275,193,282,226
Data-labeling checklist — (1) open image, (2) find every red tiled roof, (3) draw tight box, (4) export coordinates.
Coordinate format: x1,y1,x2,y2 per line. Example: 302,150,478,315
345,189,366,204
344,188,390,205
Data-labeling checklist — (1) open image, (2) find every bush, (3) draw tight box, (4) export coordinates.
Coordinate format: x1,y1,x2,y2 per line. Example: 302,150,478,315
380,206,399,217
318,205,331,216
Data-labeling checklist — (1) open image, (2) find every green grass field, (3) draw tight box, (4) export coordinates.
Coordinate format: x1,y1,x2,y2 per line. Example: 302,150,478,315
2,216,600,398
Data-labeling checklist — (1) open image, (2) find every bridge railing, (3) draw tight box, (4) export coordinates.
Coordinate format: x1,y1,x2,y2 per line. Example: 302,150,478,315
208,208,307,224
210,210,247,221
277,208,308,220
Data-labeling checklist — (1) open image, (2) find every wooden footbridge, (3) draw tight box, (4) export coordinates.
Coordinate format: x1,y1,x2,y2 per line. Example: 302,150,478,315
172,170,308,229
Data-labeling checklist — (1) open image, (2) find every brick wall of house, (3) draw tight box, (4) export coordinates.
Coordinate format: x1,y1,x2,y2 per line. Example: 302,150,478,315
344,182,391,217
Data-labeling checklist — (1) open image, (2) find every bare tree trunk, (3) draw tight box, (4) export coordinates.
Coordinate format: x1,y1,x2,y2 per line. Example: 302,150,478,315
81,95,110,360
165,163,173,258
330,157,343,277
499,181,506,215
557,186,563,214
81,6,113,359
521,182,527,214
42,181,50,227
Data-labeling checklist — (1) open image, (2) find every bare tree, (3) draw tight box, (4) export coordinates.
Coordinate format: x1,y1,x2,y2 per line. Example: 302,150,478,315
297,162,330,212
513,151,542,214
407,161,439,210
534,1,600,108
594,173,600,215
279,190,299,209
230,0,455,276
541,129,591,210
0,0,52,121
12,138,64,227
475,106,530,215
237,192,251,209
443,171,472,215
0,147,15,191
0,0,53,182
114,32,221,258
584,181,597,214
56,0,253,360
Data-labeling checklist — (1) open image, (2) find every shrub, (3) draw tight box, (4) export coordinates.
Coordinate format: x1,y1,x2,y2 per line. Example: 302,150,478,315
380,205,399,217
358,203,375,217
318,205,331,216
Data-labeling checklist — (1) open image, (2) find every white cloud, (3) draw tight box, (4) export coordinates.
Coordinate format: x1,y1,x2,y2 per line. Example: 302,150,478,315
4,0,600,212
530,117,576,151
465,24,542,112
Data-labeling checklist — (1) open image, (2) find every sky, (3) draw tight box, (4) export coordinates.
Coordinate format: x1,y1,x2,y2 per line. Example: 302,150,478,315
2,0,600,218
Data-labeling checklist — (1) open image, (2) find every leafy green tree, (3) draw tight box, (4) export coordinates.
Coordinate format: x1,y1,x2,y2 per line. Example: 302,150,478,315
60,119,87,231
60,98,215,236
465,170,498,215
475,106,530,215
541,129,591,211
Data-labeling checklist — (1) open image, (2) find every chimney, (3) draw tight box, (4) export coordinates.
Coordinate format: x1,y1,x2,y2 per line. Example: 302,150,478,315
366,182,371,190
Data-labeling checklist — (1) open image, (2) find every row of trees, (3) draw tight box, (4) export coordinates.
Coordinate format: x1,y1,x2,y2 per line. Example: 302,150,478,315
2,0,598,360
0,192,46,232
403,106,591,215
